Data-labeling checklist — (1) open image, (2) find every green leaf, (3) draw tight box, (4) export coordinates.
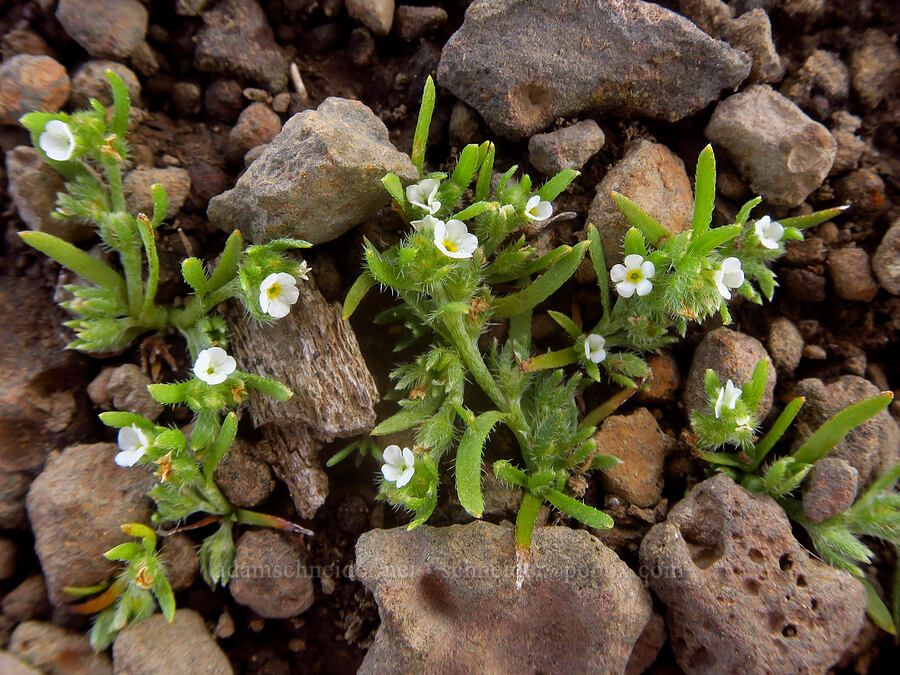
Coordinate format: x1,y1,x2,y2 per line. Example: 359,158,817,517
493,459,528,488
741,358,770,413
411,75,436,176
455,411,505,517
752,396,804,469
191,411,219,450
590,454,623,470
107,69,131,141
208,230,243,292
546,489,614,529
734,196,762,227
586,225,611,314
547,310,581,339
98,411,154,430
779,206,849,230
204,411,237,477
364,243,421,292
382,173,408,210
475,142,495,202
862,578,896,635
242,373,293,401
153,575,176,623
691,144,716,235
696,449,747,468
181,258,208,296
342,272,376,320
793,392,893,465
147,382,190,405
453,201,497,221
149,184,168,228
104,542,141,562
19,231,126,298
537,170,579,201
521,347,578,372
610,192,670,245
624,227,648,257
690,224,742,255
439,143,480,206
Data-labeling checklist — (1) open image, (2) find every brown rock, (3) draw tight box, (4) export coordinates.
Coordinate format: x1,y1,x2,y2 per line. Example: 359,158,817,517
0,652,39,675
395,5,448,41
834,168,885,213
56,0,148,60
636,352,681,403
88,364,164,421
160,534,199,591
848,29,900,109
784,268,826,302
9,621,112,674
123,167,191,219
528,119,605,175
347,0,395,37
0,537,16,580
172,82,203,117
802,457,859,523
70,60,141,109
873,219,900,295
227,103,281,160
626,609,667,675
213,439,275,508
0,472,31,529
827,247,879,301
204,78,244,123
767,317,804,374
1,575,51,623
0,55,70,125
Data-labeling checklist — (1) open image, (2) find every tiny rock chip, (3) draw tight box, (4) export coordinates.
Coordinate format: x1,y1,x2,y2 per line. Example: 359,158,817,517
767,316,804,374
802,457,859,523
395,5,448,41
848,29,900,110
528,119,605,175
872,219,900,295
9,621,112,674
0,54,70,125
346,0,396,37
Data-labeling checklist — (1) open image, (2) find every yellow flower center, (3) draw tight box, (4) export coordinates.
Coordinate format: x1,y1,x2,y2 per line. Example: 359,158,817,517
443,239,457,252
627,269,643,283
266,282,281,299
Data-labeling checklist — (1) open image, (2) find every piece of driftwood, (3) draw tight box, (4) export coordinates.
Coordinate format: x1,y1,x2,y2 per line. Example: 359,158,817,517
254,423,327,519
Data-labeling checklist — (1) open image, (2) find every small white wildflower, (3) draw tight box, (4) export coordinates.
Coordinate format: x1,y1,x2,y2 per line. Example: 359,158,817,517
610,254,655,298
381,444,416,488
406,178,441,215
524,195,553,222
714,379,742,419
296,260,311,281
115,425,152,467
735,415,753,432
434,219,478,259
39,120,75,162
712,257,745,300
193,347,236,385
753,216,784,250
584,334,607,363
259,272,299,318
411,214,442,233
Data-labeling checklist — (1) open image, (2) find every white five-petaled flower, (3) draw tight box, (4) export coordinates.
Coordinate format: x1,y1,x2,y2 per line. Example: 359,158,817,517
753,216,785,250
39,120,75,162
584,334,607,364
610,254,655,298
712,257,745,300
434,219,478,259
259,272,299,318
406,178,441,215
381,444,416,488
735,415,753,432
714,379,742,419
193,347,237,385
524,195,553,222
296,260,311,281
411,214,441,233
115,425,152,467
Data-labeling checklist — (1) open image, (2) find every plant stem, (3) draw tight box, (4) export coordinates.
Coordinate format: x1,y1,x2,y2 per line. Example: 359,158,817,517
514,492,542,589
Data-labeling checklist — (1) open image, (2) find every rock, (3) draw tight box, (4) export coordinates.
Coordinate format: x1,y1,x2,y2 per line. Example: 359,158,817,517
626,609,667,675
9,621,112,674
528,120,605,175
213,439,275,507
784,268,826,302
705,85,836,207
586,140,694,268
113,609,232,674
171,82,203,117
357,521,651,673
208,97,417,245
243,144,267,167
227,103,282,161
767,317,804,374
0,652,39,675
1,575,51,623
0,537,16,580
345,27,375,66
0,55,70,125
0,472,30,529
437,0,750,140
205,78,244,122
827,247,879,302
87,364,164,421
683,327,776,418
123,167,191,220
395,5,447,41
792,376,899,487
640,475,866,674
194,0,288,92
594,408,672,508
802,457,859,523
848,29,900,109
834,168,885,213
176,0,213,15
636,352,681,403
229,530,314,619
271,92,291,114
799,50,850,101
56,0,148,60
5,146,93,241
160,534,199,591
830,128,866,176
70,60,141,109
26,442,155,605
1,27,54,60
346,0,395,37
873,220,900,295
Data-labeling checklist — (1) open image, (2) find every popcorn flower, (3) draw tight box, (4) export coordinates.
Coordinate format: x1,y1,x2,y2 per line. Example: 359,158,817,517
39,120,75,162
714,379,742,419
712,257,745,300
406,178,441,215
524,195,553,222
381,444,416,488
193,347,236,385
434,219,478,259
411,214,441,233
259,272,299,318
610,254,655,297
115,425,152,467
584,334,607,364
753,216,784,250
296,260,311,281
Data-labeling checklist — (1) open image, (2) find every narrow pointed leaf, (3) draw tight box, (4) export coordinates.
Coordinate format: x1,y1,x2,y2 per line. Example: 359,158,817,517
20,231,125,297
411,76,436,176
547,310,581,339
491,241,587,318
587,225,611,314
208,230,243,292
779,206,849,230
456,411,505,517
181,257,208,296
752,396,804,468
475,142,495,202
610,192,669,244
793,392,893,465
691,145,716,235
537,169,579,202
546,489,614,529
343,272,376,320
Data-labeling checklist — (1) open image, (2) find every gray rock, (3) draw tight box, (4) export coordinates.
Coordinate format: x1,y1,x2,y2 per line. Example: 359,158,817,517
802,457,859,523
705,85,836,207
70,60,141,109
873,220,900,295
228,103,282,160
0,55,70,125
113,609,232,675
176,0,213,15
356,521,651,673
214,439,275,508
792,376,899,487
827,246,879,302
800,50,850,101
347,0,395,36
87,364,165,421
395,5,448,41
830,128,866,176
848,29,900,109
640,474,866,674
528,120,605,176
448,101,482,146
586,140,694,268
194,0,288,92
160,534,199,591
56,0,148,60
172,82,203,117
0,472,30,529
1,575,50,623
9,621,112,674
204,78,244,122
834,168,885,214
626,610,667,675
437,0,750,140
767,317,804,374
123,167,191,220
208,97,417,244
683,327,776,418
0,652,39,675
26,442,155,605
229,530,314,619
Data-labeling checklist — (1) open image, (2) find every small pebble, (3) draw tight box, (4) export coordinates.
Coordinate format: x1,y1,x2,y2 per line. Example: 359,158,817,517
243,87,269,102
172,81,203,116
803,345,828,360
0,54,70,124
349,27,376,67
827,246,879,301
272,92,291,113
395,5,448,41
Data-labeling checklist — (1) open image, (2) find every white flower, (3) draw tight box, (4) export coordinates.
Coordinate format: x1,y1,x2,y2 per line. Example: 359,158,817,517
584,334,607,363
434,219,478,259
193,347,236,385
381,444,416,488
411,214,442,233
38,120,75,162
115,425,152,467
296,260,311,281
753,216,784,250
524,195,553,222
735,415,753,432
406,178,441,215
714,379,742,419
610,254,655,298
712,257,745,300
259,272,299,318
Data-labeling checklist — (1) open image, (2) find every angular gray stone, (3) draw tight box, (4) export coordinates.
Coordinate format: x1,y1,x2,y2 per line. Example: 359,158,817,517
873,219,900,295
9,621,112,674
347,0,395,37
848,29,900,110
87,363,165,421
705,85,837,207
395,5,448,41
56,0,148,60
437,0,750,140
123,167,191,220
356,521,651,673
0,54,70,125
528,120,605,175
640,475,866,675
70,60,141,109
208,97,417,244
802,457,859,523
